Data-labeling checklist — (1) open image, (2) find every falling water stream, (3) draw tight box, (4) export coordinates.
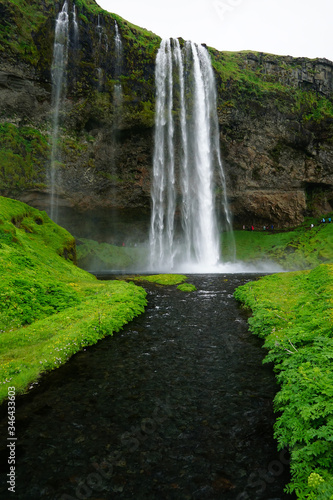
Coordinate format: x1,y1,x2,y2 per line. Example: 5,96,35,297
150,40,235,272
72,3,79,49
49,0,69,222
0,274,295,499
113,21,123,118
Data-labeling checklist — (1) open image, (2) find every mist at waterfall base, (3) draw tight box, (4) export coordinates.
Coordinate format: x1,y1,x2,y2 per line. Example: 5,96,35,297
55,205,284,275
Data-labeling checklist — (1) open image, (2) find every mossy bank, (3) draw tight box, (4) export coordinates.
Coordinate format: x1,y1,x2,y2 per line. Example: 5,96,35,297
222,218,333,270
235,265,333,498
0,196,147,404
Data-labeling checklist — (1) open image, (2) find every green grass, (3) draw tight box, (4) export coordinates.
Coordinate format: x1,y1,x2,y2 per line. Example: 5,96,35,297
177,283,197,292
76,237,148,271
234,264,333,499
223,221,333,270
134,274,188,286
133,274,197,292
76,218,333,274
0,0,54,63
0,197,147,403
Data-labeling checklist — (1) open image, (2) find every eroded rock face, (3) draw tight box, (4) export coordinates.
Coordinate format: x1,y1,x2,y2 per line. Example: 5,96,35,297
1,1,333,232
219,101,333,227
230,190,307,228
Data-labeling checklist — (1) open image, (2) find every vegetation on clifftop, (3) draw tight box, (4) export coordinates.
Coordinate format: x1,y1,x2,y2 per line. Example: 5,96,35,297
209,49,333,126
234,265,333,498
0,197,147,404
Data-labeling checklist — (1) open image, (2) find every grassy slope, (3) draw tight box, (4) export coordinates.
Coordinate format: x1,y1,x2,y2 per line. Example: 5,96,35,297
0,197,147,404
76,237,148,271
234,265,333,499
222,220,333,270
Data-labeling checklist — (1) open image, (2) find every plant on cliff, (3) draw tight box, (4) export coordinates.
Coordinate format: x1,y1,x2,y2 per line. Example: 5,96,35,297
0,124,49,191
0,0,55,64
0,197,147,404
234,265,333,498
209,48,333,128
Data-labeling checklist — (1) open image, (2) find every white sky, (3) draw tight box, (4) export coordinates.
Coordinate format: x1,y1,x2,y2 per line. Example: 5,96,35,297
96,0,333,62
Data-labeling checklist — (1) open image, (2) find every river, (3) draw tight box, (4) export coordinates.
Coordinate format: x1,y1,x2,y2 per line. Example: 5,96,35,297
0,274,295,499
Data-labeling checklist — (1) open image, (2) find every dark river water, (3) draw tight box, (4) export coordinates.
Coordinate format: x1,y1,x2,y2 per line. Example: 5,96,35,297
0,274,296,500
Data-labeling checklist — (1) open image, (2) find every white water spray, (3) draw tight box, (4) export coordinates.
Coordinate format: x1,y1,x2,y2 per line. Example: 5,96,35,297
114,21,122,74
97,14,102,45
72,3,79,48
150,39,234,272
49,0,69,221
113,21,123,114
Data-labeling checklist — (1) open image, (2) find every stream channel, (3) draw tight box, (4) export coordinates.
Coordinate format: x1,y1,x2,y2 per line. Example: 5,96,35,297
0,273,296,500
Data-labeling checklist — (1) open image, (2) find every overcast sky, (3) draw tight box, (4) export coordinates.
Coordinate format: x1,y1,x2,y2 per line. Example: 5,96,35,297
96,0,333,62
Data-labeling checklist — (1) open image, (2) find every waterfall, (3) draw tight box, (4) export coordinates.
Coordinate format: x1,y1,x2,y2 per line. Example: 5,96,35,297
97,14,102,45
72,3,79,48
114,21,122,76
149,39,234,271
49,0,69,222
113,21,123,115
96,14,103,89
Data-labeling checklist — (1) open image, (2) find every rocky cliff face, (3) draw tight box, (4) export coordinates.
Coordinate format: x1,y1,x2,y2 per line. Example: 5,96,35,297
0,0,333,235
213,51,333,227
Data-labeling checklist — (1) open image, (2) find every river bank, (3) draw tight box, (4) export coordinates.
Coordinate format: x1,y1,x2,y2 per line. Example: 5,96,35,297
234,264,333,498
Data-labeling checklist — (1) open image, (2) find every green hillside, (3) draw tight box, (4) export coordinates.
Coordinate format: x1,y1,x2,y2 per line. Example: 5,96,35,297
235,264,333,498
222,219,333,270
0,196,146,403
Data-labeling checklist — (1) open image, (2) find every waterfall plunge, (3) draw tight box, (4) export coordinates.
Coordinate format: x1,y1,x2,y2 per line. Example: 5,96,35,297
149,39,234,272
49,0,69,221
